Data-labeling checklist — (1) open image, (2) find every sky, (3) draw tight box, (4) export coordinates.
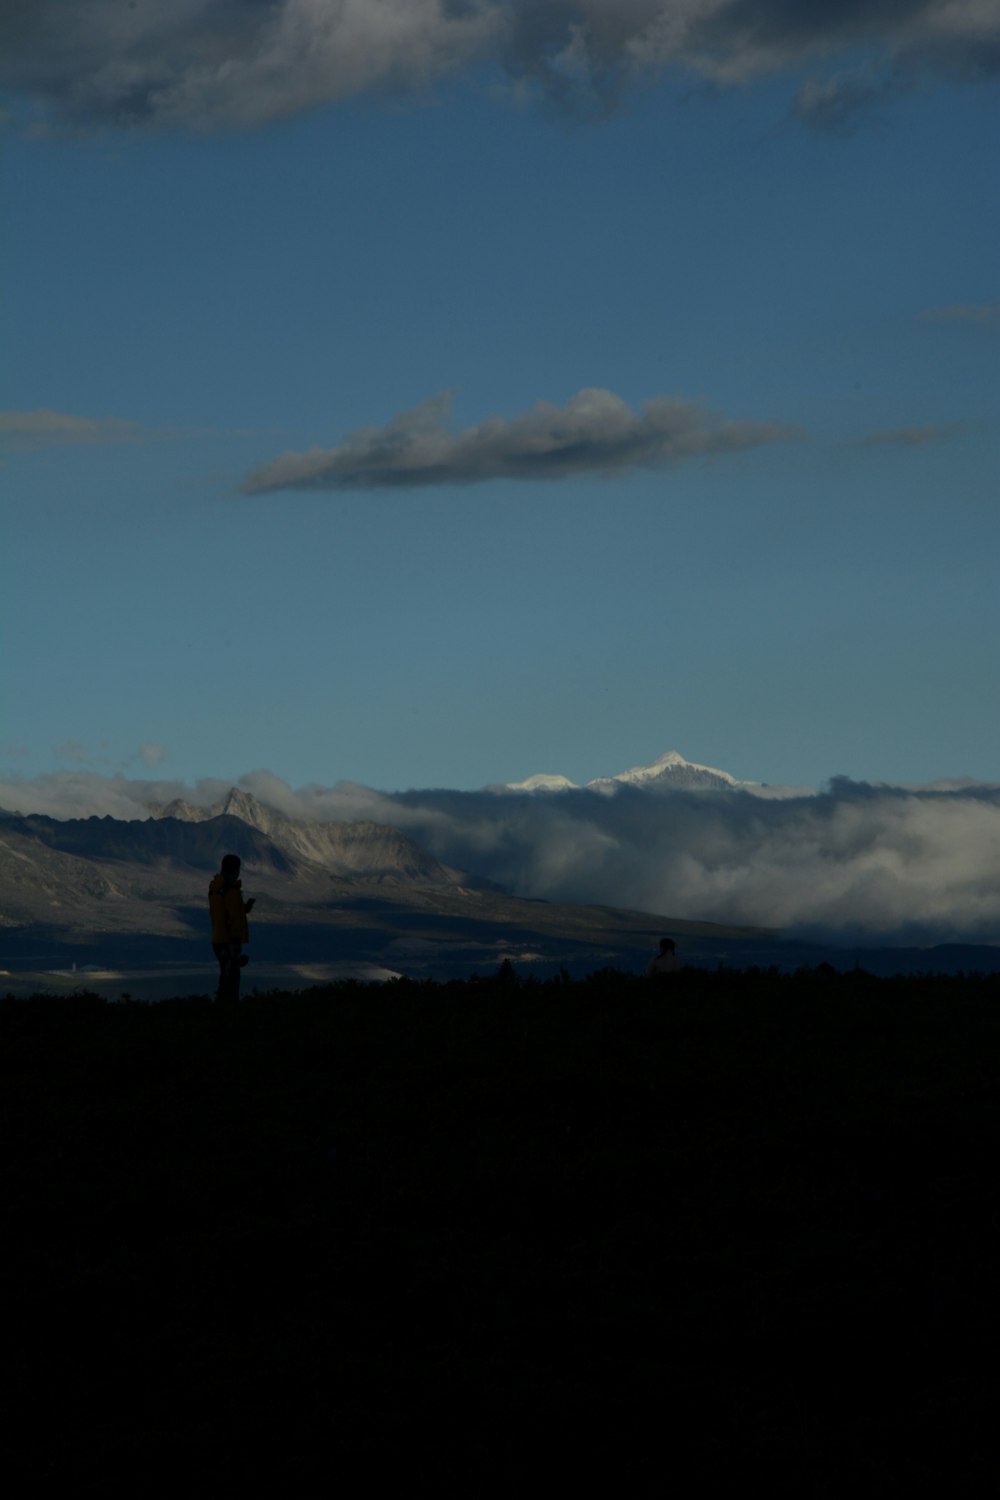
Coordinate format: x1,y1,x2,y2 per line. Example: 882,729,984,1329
2,1,999,800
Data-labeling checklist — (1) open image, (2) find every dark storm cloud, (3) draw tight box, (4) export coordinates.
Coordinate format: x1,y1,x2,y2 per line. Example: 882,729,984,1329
240,388,792,494
1,2,996,132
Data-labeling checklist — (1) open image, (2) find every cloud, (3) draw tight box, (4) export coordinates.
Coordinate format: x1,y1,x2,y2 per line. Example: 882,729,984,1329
380,778,1000,943
0,408,145,454
859,423,962,447
1,2,997,133
792,64,903,132
3,765,1000,944
51,739,90,765
137,743,169,770
0,0,501,133
240,388,793,494
922,300,1000,327
40,741,170,774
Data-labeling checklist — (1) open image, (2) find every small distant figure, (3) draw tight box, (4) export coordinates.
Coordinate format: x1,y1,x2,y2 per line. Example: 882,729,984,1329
645,936,678,982
209,854,255,1003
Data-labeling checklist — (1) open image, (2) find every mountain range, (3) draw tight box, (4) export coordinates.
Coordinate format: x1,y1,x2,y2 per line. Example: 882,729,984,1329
3,752,997,993
0,757,776,994
0,787,477,940
149,785,461,884
7,752,747,936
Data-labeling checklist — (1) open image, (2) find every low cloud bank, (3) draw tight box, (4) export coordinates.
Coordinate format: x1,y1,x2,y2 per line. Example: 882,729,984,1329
3,767,999,946
2,2,996,132
240,388,790,494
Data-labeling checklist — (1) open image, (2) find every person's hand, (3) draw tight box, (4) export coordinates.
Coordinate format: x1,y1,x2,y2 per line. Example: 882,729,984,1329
245,897,256,911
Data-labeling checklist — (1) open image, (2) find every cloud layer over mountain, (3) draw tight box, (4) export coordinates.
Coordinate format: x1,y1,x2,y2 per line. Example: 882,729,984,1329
241,388,791,493
3,2,997,132
4,766,999,945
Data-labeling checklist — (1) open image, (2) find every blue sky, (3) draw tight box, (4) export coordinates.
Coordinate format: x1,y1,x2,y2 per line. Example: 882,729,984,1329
2,2,998,796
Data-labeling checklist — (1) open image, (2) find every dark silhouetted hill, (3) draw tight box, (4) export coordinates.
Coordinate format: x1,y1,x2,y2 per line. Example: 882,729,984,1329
5,968,1000,1490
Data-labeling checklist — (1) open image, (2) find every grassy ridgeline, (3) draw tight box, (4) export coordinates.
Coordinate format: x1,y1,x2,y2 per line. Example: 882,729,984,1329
6,968,1000,1492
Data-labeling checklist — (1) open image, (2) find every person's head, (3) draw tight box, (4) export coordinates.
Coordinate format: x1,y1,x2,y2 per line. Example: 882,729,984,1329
659,937,675,954
221,854,241,879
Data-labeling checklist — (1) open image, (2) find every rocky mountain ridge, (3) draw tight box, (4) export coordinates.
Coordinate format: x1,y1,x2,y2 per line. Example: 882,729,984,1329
0,792,469,939
150,787,455,883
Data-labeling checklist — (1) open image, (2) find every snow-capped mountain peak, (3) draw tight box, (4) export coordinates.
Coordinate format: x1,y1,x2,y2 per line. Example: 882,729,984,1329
589,750,750,794
501,751,756,795
504,773,579,793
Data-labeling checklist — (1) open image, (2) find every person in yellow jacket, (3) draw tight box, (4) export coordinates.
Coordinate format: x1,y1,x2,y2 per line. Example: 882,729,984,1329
209,854,255,1002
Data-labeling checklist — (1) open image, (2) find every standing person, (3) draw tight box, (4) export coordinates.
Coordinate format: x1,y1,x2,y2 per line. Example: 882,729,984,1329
645,936,678,982
209,854,255,1002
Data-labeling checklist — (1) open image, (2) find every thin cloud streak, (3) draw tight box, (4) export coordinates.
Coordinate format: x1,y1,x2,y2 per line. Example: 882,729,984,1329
0,408,145,453
923,301,1000,327
240,388,794,494
859,423,963,447
1,2,997,132
792,64,904,132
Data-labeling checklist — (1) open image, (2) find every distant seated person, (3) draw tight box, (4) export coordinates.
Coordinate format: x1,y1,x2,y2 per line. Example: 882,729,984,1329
645,936,678,982
208,853,255,1003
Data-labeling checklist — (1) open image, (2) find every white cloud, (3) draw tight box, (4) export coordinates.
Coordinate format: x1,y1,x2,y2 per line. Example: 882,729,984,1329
241,387,793,494
137,743,169,770
1,2,997,132
0,770,231,822
377,778,1000,943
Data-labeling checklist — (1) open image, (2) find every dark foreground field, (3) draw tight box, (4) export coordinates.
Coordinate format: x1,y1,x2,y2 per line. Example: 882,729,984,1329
6,968,1000,1494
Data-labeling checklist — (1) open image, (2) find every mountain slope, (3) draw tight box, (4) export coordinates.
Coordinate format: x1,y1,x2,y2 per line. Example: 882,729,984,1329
0,791,463,936
5,809,296,873
153,788,456,883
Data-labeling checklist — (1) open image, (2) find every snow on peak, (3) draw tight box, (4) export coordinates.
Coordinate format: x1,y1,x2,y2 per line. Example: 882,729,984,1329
504,773,579,793
591,750,747,792
499,751,757,796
